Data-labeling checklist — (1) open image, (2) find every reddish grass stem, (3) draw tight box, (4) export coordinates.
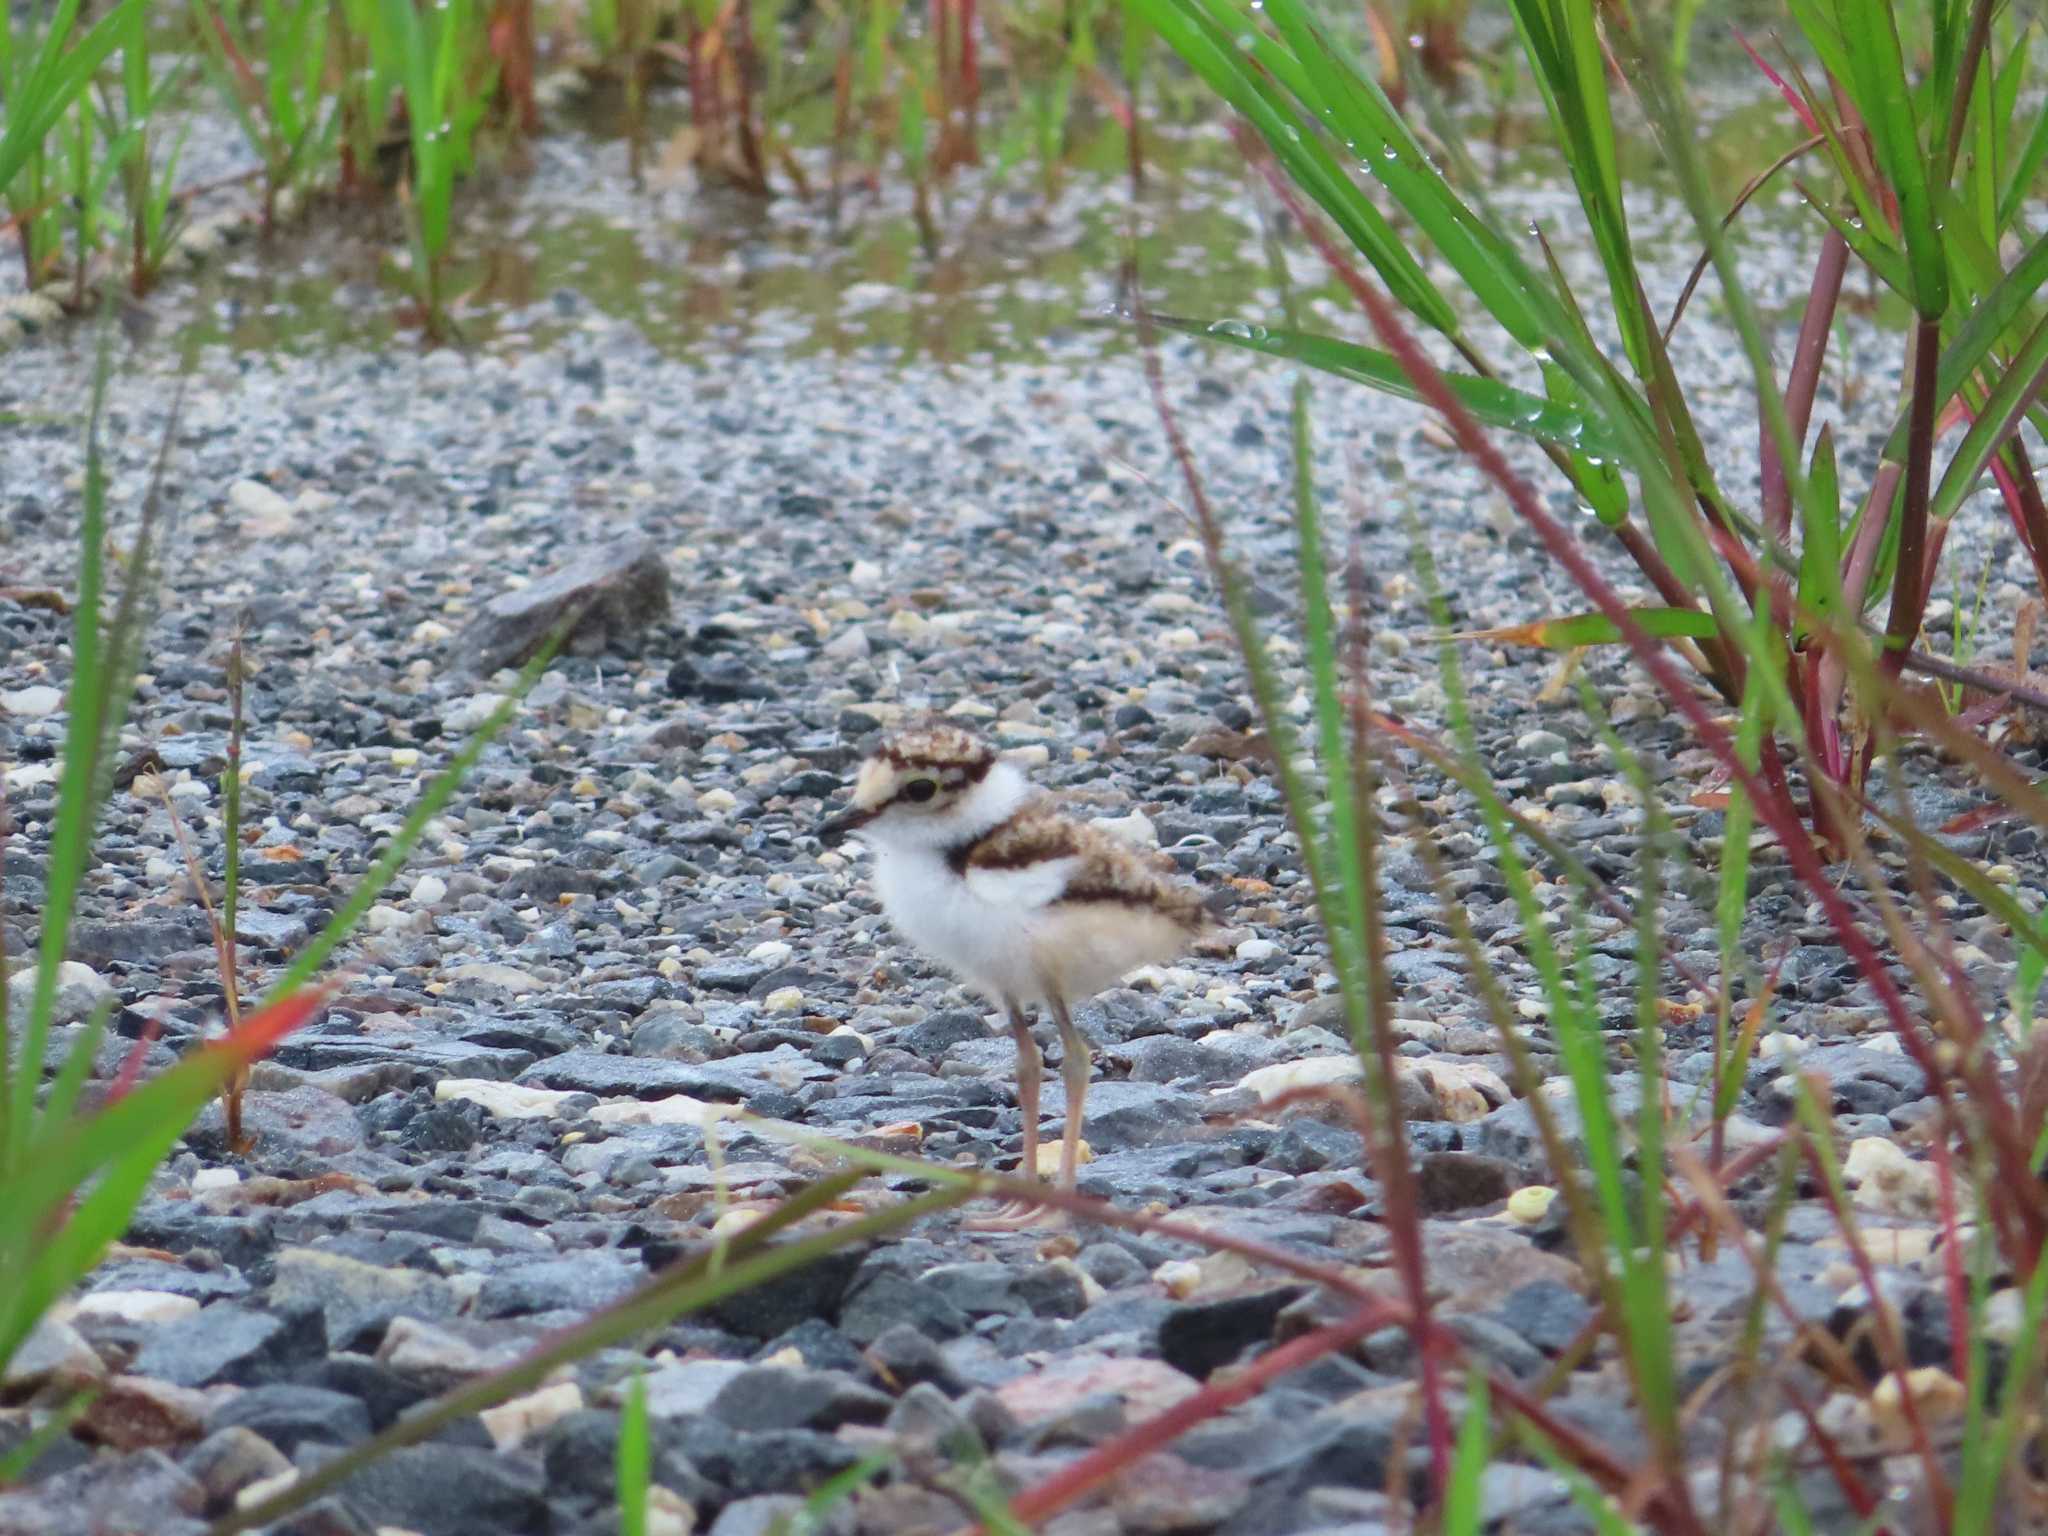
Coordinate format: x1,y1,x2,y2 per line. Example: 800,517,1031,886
1237,124,1966,1253
1881,316,1943,677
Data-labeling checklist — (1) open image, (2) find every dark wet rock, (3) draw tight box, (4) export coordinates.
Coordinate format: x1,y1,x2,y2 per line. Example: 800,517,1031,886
861,1323,966,1394
1159,1288,1306,1379
1414,1150,1514,1214
130,1303,295,1387
707,1366,892,1431
702,1243,864,1340
454,536,670,674
207,1385,372,1453
1775,1043,1927,1117
838,1266,971,1346
697,958,773,993
540,1409,715,1507
311,1442,547,1536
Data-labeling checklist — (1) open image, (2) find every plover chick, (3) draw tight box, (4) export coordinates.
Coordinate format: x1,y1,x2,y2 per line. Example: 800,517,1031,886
819,719,1213,1228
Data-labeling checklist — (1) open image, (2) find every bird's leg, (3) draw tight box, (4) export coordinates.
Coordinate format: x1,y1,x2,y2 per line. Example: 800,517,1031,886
1049,993,1090,1195
967,1001,1047,1231
1007,1001,1043,1195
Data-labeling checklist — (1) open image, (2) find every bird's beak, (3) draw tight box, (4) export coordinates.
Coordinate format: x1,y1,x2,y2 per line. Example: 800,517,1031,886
817,802,875,844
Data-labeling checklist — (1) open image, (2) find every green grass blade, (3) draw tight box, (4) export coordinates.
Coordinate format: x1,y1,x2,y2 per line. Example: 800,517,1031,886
1142,312,1617,455
214,1181,970,1534
1927,309,2048,525
1440,1374,1490,1536
1834,0,1948,316
616,1371,649,1536
1121,0,1458,335
259,635,559,1004
0,989,325,1368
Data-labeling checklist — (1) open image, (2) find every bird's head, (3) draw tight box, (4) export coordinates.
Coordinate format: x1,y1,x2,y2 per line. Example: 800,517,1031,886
817,719,1006,850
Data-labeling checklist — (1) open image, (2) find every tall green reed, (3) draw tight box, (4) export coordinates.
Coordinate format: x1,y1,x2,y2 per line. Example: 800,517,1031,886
1127,0,2048,848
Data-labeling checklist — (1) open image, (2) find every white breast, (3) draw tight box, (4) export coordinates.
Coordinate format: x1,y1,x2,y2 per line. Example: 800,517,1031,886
872,845,1078,1004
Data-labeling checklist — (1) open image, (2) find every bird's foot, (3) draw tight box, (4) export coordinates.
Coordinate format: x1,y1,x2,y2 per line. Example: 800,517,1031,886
963,1197,1069,1232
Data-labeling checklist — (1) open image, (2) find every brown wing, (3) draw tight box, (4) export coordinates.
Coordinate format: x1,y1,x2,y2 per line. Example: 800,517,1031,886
953,797,1212,929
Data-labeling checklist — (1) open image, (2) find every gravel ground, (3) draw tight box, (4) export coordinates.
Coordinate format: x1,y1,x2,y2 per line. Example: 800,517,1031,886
1,95,2045,1536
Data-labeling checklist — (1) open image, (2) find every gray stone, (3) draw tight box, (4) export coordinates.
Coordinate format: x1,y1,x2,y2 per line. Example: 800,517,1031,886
1492,1280,1594,1355
1414,1150,1514,1214
270,1247,459,1352
181,1426,292,1512
473,1257,643,1319
312,1443,546,1536
710,1494,853,1536
453,536,670,674
68,912,213,966
207,1385,371,1453
901,1008,990,1056
1158,1288,1304,1379
233,908,311,950
130,1304,291,1387
837,1269,971,1346
1043,1080,1202,1149
707,1366,892,1431
631,1013,724,1062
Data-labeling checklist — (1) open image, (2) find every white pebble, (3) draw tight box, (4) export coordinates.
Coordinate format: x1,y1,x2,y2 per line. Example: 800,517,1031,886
763,987,805,1013
443,694,507,733
71,1290,200,1326
1234,938,1280,962
0,684,62,717
411,874,448,906
748,941,794,965
227,478,291,522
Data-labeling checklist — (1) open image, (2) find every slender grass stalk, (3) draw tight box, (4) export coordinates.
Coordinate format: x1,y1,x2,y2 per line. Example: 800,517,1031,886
615,1371,649,1536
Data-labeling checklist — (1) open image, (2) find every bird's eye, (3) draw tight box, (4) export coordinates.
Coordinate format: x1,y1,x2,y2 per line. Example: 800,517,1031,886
902,779,938,804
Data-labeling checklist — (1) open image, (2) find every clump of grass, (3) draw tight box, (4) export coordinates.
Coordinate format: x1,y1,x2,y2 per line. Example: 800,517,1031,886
0,333,560,1404
1132,0,2048,847
0,339,318,1396
0,0,144,293
192,0,343,230
1100,0,2048,1520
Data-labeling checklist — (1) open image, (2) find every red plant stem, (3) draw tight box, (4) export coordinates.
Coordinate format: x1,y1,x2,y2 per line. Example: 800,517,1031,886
1882,317,1944,677
1928,1128,1971,1388
1992,438,2048,610
107,1015,163,1104
1940,0,1998,180
1781,1382,1885,1525
993,1303,1402,1530
1238,128,1963,1190
1797,1133,1955,1526
1343,541,1452,1497
1734,28,1820,135
1760,229,1848,584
